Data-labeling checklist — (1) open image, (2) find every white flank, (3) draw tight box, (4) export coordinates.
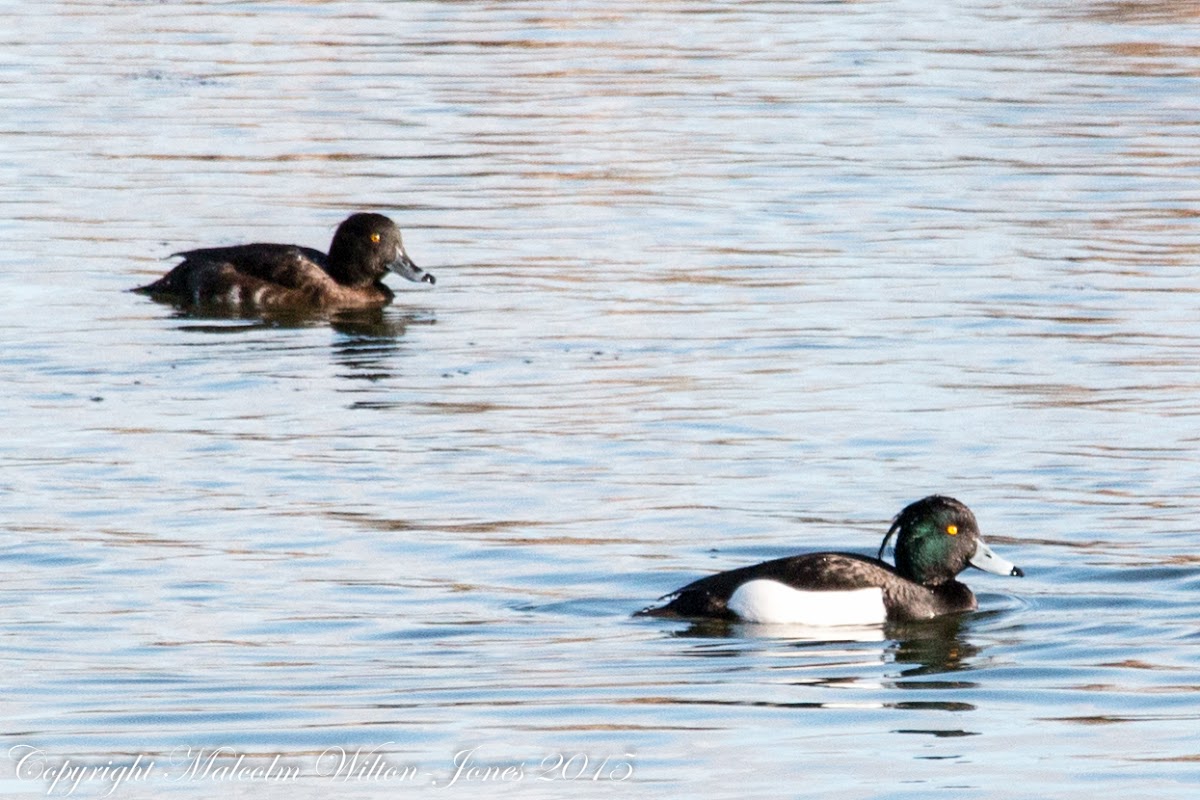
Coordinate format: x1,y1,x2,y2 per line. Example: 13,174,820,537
727,580,887,626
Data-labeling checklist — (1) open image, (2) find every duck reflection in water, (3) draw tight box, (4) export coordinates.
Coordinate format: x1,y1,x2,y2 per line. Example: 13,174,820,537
331,309,437,389
662,612,979,672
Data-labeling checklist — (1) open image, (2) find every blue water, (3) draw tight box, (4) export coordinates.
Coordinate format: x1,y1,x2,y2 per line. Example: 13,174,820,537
3,0,1200,797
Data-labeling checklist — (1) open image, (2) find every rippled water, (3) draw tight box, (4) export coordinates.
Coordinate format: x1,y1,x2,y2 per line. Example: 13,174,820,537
3,0,1200,797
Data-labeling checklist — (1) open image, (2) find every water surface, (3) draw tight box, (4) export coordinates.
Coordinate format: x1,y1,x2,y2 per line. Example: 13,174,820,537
3,0,1200,797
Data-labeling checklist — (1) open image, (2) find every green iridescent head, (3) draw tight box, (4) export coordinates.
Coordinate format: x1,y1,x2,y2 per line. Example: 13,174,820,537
877,495,1023,585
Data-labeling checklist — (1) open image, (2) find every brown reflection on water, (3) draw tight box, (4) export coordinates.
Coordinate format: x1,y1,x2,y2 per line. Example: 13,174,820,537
1084,1,1200,23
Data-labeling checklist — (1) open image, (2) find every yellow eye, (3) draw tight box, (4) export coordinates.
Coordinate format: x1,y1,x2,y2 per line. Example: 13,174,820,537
946,524,958,536
370,233,381,243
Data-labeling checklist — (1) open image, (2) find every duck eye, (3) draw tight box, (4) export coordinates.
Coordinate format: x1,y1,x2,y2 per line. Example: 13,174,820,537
946,524,958,536
370,233,381,243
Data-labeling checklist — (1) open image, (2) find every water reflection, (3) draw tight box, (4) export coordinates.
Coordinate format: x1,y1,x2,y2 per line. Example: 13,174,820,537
659,612,985,678
158,304,435,336
143,301,437,385
888,615,981,678
165,305,339,334
330,309,437,386
1082,1,1200,23
330,308,434,341
892,727,980,740
664,618,884,643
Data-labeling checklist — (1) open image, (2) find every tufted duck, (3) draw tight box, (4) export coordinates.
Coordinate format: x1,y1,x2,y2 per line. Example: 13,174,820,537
637,495,1023,625
134,212,434,309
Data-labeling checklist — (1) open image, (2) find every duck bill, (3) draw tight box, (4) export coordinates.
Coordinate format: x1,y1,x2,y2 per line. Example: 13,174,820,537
389,251,436,285
969,538,1024,577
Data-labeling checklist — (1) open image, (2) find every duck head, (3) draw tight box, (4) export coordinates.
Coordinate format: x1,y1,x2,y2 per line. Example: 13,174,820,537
878,495,1024,586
